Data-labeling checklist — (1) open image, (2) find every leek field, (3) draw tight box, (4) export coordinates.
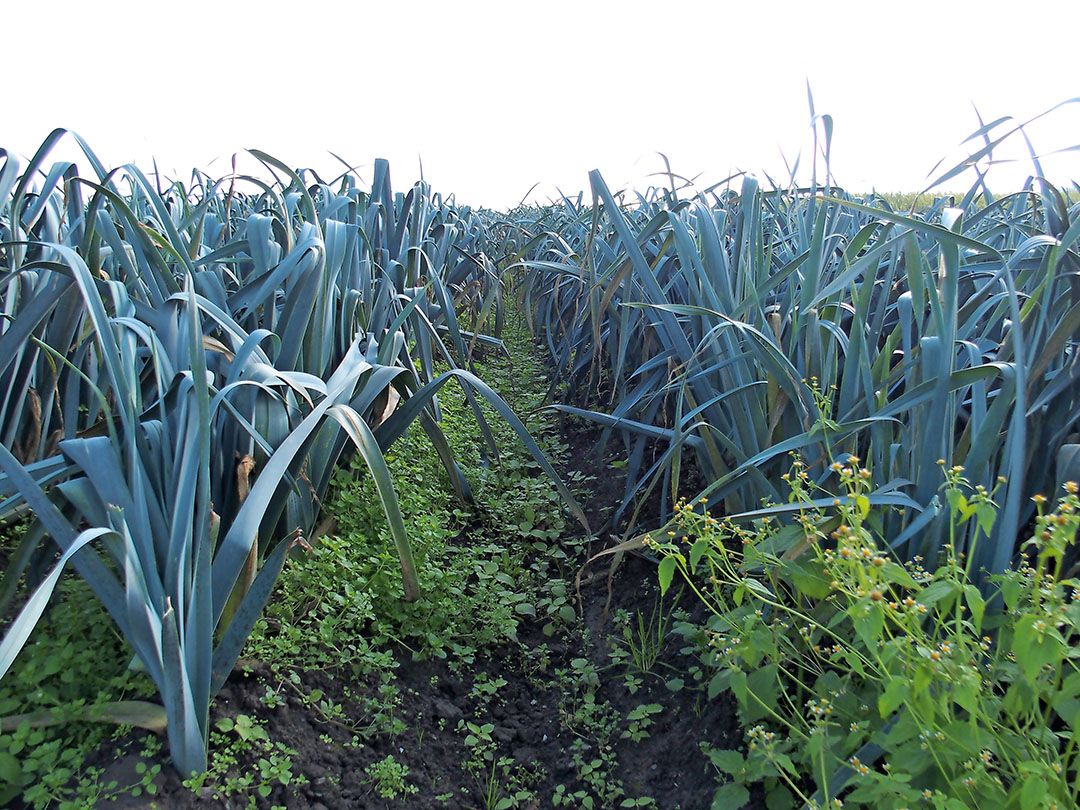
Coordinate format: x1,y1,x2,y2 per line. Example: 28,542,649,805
2,111,1080,809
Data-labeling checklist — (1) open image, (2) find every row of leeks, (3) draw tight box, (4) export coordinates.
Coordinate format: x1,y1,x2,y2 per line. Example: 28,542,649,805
0,132,584,775
503,114,1080,579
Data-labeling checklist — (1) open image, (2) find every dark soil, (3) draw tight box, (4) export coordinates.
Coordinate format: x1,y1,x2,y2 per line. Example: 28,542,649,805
73,394,746,809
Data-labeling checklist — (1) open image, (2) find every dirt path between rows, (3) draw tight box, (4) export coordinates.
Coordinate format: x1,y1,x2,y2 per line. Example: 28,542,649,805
67,335,747,810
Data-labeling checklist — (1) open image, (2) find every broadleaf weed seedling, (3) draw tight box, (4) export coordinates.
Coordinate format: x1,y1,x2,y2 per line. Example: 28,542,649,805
365,754,417,800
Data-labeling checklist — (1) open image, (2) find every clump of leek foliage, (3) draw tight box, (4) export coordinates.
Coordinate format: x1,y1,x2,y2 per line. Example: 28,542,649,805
502,102,1080,580
0,133,582,776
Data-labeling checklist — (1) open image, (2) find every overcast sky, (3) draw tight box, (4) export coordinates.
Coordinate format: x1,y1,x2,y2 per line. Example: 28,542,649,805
7,0,1079,207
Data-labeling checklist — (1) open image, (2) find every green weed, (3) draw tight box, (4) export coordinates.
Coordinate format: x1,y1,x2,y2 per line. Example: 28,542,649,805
654,460,1080,808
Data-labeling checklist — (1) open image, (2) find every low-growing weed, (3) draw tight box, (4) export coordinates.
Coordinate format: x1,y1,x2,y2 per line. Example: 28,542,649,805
0,576,156,808
183,714,305,805
621,703,662,742
365,754,417,800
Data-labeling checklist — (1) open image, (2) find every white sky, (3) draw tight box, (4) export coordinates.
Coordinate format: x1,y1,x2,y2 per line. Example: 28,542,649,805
7,0,1080,207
